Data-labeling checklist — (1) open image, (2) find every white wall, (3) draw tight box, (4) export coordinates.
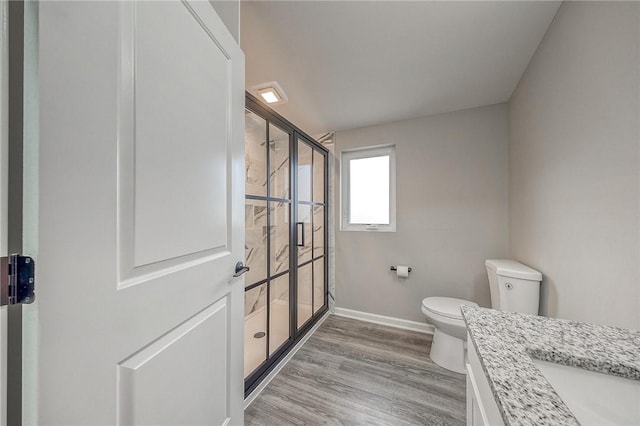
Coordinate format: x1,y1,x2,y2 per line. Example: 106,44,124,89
210,0,239,43
509,1,640,329
335,104,509,322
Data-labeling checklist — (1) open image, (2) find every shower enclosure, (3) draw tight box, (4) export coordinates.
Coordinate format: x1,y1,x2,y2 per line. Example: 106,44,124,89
244,93,328,395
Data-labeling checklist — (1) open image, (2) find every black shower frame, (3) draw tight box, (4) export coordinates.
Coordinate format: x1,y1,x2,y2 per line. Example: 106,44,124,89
244,92,329,397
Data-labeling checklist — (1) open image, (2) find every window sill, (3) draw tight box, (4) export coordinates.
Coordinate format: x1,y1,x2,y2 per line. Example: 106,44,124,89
340,225,396,232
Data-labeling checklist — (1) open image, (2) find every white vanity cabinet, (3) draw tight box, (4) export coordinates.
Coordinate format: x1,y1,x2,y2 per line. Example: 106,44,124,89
466,333,505,426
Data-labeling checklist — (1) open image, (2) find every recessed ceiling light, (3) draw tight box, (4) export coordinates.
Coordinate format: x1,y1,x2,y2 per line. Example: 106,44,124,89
251,81,288,105
258,88,280,104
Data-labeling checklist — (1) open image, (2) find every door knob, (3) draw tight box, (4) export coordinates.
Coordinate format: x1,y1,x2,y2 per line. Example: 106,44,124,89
233,261,250,278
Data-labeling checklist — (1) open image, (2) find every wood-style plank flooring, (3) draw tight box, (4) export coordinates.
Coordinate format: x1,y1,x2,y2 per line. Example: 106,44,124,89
245,315,466,425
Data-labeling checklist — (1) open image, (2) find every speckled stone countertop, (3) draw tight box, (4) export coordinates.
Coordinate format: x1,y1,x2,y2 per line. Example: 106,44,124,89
461,306,640,426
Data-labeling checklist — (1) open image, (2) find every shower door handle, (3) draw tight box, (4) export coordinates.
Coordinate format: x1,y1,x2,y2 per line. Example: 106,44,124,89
233,261,250,278
296,222,305,247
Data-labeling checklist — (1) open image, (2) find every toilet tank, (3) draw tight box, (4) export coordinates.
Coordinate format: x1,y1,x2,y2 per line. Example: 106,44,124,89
485,259,542,315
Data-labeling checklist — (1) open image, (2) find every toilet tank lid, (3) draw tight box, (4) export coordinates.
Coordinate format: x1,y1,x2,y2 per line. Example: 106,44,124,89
485,259,542,281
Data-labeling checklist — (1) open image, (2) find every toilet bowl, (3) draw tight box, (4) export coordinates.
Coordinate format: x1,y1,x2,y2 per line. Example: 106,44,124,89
421,259,542,374
421,297,478,374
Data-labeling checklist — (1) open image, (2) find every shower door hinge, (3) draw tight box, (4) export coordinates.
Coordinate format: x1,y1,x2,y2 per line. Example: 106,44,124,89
0,255,35,306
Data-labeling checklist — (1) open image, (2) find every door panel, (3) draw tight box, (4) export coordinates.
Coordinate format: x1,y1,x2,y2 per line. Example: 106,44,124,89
131,0,229,267
118,298,229,426
36,2,245,424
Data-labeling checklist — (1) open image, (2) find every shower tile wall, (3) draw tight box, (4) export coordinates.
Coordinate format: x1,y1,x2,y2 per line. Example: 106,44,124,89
245,200,267,289
269,124,289,199
244,278,266,316
269,201,289,275
245,112,267,197
245,111,268,289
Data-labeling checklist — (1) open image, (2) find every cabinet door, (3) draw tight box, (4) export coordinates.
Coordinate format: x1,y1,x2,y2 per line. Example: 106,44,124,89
466,364,487,426
467,336,505,426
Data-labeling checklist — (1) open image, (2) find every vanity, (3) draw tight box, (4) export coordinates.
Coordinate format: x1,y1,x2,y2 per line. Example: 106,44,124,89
461,306,640,426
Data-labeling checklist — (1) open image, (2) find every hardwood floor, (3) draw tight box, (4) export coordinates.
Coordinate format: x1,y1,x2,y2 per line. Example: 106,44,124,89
244,315,466,425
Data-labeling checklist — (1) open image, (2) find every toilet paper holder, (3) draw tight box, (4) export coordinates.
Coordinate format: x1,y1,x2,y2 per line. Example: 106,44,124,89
390,266,412,272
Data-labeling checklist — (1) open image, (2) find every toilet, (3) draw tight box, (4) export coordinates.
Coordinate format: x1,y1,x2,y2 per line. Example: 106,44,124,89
422,259,542,373
421,297,478,373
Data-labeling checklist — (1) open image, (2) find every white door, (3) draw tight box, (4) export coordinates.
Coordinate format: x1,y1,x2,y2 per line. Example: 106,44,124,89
32,1,245,424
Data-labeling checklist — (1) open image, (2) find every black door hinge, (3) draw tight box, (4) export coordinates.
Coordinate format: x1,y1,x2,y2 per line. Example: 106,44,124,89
0,255,35,306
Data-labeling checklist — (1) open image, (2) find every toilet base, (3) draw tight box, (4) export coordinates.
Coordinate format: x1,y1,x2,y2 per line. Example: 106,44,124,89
429,328,467,374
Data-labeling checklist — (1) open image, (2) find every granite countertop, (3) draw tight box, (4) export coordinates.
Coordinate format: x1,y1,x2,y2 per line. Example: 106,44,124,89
461,305,640,426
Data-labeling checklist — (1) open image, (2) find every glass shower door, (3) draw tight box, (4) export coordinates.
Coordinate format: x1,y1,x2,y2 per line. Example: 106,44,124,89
267,123,291,357
244,111,292,382
296,137,327,330
244,93,329,396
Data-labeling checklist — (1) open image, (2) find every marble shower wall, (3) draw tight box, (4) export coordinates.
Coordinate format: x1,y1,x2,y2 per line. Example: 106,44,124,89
245,200,267,287
269,123,290,199
269,201,289,277
245,110,268,318
245,283,266,320
245,112,293,317
245,198,267,317
245,111,267,197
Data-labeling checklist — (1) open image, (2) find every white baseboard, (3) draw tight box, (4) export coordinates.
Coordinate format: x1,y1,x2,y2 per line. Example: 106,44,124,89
244,311,330,410
334,307,435,334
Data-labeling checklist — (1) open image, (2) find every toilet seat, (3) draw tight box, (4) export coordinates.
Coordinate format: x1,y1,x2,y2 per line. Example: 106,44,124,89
422,297,478,320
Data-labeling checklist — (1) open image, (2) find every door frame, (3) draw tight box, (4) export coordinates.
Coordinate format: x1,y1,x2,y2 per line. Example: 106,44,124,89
243,92,329,396
0,0,9,424
5,1,25,424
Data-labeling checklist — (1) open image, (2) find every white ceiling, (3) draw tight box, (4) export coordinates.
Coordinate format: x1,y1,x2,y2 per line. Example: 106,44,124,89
241,1,561,136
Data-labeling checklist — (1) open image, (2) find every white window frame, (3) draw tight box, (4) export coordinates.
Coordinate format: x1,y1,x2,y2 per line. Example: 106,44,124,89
340,145,396,232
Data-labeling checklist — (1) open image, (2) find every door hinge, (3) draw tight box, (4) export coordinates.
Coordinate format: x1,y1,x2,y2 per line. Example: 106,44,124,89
0,255,35,306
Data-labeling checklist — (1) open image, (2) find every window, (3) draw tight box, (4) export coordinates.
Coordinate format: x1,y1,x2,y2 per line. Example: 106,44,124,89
341,145,396,232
